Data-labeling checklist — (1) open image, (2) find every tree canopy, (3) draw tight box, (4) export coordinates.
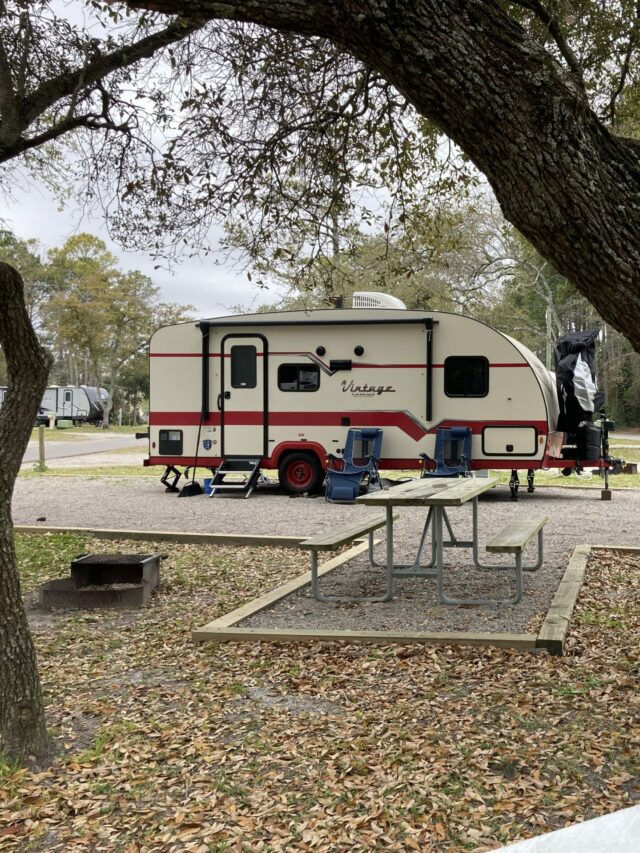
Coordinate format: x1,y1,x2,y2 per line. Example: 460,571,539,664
0,1,203,169
1,2,473,275
112,0,640,353
5,1,640,356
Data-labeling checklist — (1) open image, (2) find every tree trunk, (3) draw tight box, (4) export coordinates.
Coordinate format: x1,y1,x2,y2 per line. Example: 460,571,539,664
101,367,118,429
125,0,640,354
0,263,52,761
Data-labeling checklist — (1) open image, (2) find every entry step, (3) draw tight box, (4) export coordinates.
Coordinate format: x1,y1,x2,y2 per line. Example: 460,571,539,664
208,458,262,499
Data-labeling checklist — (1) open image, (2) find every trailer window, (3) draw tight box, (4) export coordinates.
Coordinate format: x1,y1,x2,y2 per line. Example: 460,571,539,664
278,363,320,392
230,345,257,388
444,356,489,397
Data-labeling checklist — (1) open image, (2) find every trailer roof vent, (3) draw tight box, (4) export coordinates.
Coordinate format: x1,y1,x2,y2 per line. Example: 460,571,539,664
352,291,406,309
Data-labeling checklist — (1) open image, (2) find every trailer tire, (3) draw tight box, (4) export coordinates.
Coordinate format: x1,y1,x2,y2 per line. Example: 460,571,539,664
278,452,323,495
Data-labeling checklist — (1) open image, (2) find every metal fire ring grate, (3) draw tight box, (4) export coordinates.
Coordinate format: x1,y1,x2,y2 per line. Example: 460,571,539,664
73,554,155,565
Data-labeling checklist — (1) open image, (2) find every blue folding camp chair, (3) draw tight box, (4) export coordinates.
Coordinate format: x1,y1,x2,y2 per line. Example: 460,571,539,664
420,426,472,478
325,427,384,502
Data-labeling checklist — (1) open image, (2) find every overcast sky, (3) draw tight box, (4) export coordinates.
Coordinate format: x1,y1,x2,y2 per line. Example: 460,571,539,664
1,180,265,319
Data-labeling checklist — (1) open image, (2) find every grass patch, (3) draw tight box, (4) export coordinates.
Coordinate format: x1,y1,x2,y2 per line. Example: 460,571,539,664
29,424,142,442
16,436,640,489
19,466,157,479
15,531,90,589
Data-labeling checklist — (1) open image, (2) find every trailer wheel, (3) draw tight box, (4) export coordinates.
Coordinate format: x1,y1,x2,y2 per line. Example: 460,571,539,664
278,453,323,494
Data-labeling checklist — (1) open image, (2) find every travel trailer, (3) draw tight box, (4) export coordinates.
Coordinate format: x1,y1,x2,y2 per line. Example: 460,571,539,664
0,385,108,426
144,293,614,497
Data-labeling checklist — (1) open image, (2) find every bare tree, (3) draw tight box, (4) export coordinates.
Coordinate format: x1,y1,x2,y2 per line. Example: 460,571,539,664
0,2,204,167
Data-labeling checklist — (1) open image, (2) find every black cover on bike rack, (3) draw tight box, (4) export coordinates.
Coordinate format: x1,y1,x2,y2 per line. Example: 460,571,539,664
553,329,604,433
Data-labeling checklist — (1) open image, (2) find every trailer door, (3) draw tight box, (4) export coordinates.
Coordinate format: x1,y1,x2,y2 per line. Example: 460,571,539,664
220,335,268,457
62,388,73,418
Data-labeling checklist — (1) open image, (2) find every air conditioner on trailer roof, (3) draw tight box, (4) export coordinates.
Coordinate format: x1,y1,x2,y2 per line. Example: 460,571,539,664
352,291,407,309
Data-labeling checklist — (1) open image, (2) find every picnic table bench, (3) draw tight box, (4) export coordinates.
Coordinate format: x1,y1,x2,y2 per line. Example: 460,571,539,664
300,513,397,603
449,513,549,606
486,515,548,555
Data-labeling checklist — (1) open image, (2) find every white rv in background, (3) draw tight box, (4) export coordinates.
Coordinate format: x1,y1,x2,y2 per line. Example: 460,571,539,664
143,292,614,496
0,385,108,425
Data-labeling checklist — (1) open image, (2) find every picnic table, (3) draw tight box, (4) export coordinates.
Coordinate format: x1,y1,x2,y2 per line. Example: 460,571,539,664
356,477,546,606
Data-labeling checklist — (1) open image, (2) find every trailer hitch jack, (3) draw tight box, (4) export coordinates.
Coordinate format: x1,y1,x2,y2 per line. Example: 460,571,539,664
160,465,182,493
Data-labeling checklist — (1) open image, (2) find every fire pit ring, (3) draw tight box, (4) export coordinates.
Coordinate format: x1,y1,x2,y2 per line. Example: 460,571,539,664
39,553,162,609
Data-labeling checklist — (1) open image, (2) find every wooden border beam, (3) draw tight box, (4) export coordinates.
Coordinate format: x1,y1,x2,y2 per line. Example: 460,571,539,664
14,525,305,548
193,538,537,651
536,544,591,656
194,626,538,649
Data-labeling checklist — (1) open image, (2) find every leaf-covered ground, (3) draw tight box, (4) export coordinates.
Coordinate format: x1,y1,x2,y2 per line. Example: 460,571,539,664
1,533,638,851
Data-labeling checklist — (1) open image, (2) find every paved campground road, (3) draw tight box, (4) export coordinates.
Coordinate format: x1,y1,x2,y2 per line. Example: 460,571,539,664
22,431,142,464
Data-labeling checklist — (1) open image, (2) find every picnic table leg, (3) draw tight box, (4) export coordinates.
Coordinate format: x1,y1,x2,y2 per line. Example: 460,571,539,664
384,506,395,601
442,508,462,546
412,507,436,569
390,505,465,578
436,498,527,605
434,506,446,604
471,498,486,567
370,507,438,576
310,532,395,603
384,508,437,577
514,553,524,603
310,550,320,600
372,503,472,583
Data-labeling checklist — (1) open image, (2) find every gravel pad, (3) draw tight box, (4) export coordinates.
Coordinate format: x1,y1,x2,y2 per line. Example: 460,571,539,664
12,477,640,635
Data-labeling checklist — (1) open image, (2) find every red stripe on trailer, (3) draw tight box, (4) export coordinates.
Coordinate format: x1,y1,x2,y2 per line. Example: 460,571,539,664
149,411,549,441
148,410,426,439
147,412,549,431
269,411,427,441
149,412,221,425
149,352,531,369
146,458,610,471
146,455,559,471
